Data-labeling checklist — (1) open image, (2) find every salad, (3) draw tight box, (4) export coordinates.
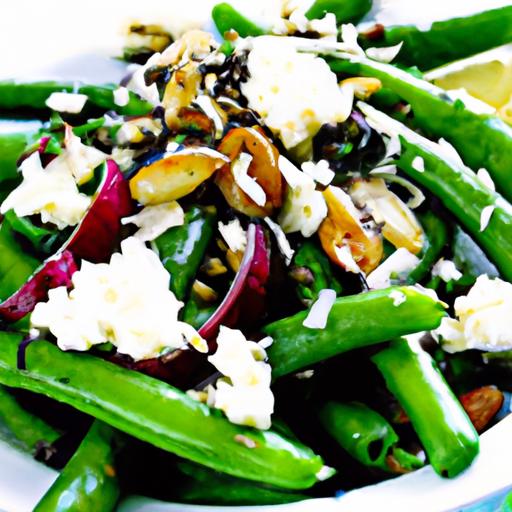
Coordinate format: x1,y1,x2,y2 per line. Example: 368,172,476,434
0,0,511,509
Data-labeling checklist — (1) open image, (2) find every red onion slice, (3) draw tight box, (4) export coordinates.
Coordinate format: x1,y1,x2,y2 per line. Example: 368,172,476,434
0,250,77,322
66,159,133,263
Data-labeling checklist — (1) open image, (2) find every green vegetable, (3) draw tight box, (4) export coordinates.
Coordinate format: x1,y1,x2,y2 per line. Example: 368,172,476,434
212,3,266,37
329,55,512,202
174,461,308,505
291,241,342,305
406,211,448,284
305,0,372,24
502,489,512,512
360,6,512,70
318,401,422,472
452,226,500,283
0,129,37,183
355,102,512,281
0,331,327,490
372,338,479,478
0,385,59,454
34,421,120,512
0,216,41,302
154,206,216,301
0,81,153,117
264,286,446,377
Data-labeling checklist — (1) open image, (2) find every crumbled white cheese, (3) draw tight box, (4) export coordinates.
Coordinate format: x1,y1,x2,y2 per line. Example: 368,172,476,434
334,244,361,274
367,248,420,289
218,218,247,253
193,95,225,140
480,205,495,232
231,152,266,207
389,289,407,306
308,13,338,40
411,156,425,173
121,201,184,242
264,217,295,265
0,152,91,229
111,147,136,172
433,275,512,353
46,92,88,114
340,24,365,56
366,42,403,63
113,87,130,107
476,168,495,192
303,288,337,329
301,160,335,186
431,258,463,283
207,326,274,430
278,156,327,237
31,237,205,360
241,36,353,149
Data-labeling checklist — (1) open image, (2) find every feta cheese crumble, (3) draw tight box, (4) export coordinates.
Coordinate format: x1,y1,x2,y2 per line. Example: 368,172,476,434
367,248,420,289
433,275,512,353
241,37,353,150
303,289,337,329
218,218,247,253
31,237,206,361
207,326,274,430
278,156,327,237
389,289,407,307
113,86,130,107
0,152,91,230
46,92,88,114
231,152,266,207
431,258,463,283
121,201,184,242
301,160,335,186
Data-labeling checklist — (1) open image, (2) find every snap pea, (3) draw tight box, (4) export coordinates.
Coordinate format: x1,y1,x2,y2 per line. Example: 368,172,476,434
34,421,120,512
264,286,446,377
452,226,500,283
318,401,422,473
174,461,308,505
329,55,512,202
154,206,216,301
305,0,372,24
0,130,37,183
359,6,512,70
0,81,153,117
0,331,327,490
0,385,59,454
212,3,266,38
291,241,342,306
406,211,448,284
357,103,512,281
372,338,479,478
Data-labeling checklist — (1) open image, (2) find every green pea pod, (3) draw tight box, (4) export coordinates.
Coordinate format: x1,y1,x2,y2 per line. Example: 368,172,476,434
0,129,38,183
264,286,446,378
360,6,512,70
0,216,41,302
174,461,308,505
305,0,372,24
357,102,512,281
0,81,153,117
328,55,512,202
406,211,448,284
372,338,479,478
34,421,120,512
212,3,266,38
319,401,415,472
0,331,327,490
452,226,500,284
0,385,59,454
154,206,216,301
291,241,342,306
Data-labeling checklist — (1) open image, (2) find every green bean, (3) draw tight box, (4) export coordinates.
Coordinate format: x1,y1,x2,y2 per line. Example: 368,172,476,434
329,55,512,202
174,461,308,505
318,401,422,472
359,6,512,70
154,206,216,301
305,0,372,24
34,421,120,512
0,385,59,454
372,338,479,478
212,3,266,38
0,81,153,117
265,286,445,377
0,331,327,490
